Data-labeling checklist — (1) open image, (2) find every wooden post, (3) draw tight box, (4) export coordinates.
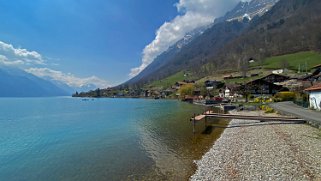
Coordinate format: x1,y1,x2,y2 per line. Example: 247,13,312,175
193,113,196,134
205,115,207,128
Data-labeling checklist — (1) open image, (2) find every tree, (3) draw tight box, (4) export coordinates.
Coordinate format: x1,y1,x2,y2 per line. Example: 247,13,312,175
178,84,195,98
95,88,101,97
240,58,249,78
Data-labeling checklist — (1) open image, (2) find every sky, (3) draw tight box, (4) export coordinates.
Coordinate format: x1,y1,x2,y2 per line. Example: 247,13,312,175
0,0,245,88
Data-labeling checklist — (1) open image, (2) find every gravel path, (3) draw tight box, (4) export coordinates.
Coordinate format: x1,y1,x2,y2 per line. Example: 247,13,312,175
191,111,321,181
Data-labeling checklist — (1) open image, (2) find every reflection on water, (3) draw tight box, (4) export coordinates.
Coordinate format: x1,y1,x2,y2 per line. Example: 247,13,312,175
135,102,229,180
0,98,228,181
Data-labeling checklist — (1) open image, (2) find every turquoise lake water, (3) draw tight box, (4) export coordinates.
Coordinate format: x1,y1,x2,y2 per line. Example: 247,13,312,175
0,97,226,180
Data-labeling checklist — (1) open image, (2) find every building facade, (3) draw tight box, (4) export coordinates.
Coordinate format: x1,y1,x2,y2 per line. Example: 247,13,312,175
305,84,321,111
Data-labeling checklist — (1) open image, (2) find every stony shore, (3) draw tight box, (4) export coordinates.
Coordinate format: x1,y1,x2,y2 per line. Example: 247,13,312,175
191,110,321,181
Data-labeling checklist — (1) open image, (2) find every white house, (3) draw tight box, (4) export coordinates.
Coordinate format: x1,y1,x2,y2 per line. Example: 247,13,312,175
305,84,321,111
225,87,231,98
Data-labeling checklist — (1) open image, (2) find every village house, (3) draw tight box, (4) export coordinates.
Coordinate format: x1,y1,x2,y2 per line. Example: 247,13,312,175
173,80,195,90
302,64,321,83
204,80,223,90
305,84,321,111
261,73,290,83
242,79,287,96
223,84,241,98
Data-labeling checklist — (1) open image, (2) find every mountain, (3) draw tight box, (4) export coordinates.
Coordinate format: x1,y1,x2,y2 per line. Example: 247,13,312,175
125,0,279,86
212,0,321,70
215,0,279,23
0,66,68,97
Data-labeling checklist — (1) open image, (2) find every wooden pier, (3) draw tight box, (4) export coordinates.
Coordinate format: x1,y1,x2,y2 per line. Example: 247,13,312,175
190,111,306,133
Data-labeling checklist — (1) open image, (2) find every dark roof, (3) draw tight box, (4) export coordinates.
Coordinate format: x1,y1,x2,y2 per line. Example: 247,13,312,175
261,73,290,79
312,64,321,69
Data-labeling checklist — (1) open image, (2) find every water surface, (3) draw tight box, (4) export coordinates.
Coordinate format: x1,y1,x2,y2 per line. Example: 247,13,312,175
0,97,227,180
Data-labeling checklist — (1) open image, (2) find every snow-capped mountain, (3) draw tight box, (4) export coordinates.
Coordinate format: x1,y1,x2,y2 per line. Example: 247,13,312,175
216,0,279,23
125,0,280,86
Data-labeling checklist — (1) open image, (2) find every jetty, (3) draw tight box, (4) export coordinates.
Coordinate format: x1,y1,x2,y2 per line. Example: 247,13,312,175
190,111,306,133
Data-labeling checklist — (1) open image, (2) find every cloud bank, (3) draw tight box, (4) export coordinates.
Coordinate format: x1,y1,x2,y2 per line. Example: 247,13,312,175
26,68,109,88
130,0,247,77
0,41,44,65
0,40,109,89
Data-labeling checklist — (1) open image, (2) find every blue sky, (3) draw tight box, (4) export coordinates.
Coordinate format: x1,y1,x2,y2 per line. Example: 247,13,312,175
0,0,242,88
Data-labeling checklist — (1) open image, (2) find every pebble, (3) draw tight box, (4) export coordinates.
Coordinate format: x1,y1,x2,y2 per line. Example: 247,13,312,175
191,111,321,181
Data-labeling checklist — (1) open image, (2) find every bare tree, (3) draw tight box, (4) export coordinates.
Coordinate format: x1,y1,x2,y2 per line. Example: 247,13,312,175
240,58,249,78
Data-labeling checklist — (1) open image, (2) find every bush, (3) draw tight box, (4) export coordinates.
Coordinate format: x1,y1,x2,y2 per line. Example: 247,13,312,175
273,91,296,102
259,105,275,113
178,84,195,98
254,97,273,103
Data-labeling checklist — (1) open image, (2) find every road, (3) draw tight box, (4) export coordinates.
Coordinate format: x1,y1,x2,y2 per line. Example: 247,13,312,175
270,101,321,128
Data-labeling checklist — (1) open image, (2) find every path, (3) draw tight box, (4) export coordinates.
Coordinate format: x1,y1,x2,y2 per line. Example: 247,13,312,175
270,101,321,128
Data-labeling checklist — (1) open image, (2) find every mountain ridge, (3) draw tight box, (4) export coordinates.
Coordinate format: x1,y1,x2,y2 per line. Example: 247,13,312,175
0,66,69,97
125,0,280,87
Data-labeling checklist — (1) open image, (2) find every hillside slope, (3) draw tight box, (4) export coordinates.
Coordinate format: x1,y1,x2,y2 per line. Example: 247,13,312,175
213,0,321,69
126,0,321,87
125,0,279,86
0,67,68,97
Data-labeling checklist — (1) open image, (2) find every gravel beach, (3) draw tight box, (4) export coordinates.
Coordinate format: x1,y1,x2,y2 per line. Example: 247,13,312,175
191,111,321,181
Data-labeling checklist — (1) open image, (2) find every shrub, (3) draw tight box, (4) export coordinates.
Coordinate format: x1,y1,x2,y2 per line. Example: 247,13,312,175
259,105,275,113
273,91,296,102
178,84,195,98
254,97,273,103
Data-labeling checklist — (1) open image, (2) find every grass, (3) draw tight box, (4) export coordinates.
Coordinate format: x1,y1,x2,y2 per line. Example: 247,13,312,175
147,71,188,89
146,51,321,89
251,51,321,71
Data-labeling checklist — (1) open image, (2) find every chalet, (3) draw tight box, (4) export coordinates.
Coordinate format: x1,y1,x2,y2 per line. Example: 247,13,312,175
223,84,241,98
250,73,259,77
272,69,284,74
193,89,201,96
173,81,188,90
223,75,243,80
163,88,174,96
305,84,321,111
242,79,286,95
173,80,195,90
302,65,321,82
223,75,234,80
261,73,290,83
204,80,223,90
183,80,195,84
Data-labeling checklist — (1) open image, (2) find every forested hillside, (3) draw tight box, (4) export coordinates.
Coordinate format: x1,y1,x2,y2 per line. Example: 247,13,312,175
125,0,321,87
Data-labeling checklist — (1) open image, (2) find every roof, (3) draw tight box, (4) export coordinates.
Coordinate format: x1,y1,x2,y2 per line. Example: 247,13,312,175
312,63,321,69
261,73,290,79
305,84,321,91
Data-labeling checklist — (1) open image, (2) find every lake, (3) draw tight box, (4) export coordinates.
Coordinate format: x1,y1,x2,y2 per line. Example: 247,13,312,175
0,97,227,180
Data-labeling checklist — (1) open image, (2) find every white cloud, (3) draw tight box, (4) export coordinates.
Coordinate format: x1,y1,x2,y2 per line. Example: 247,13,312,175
0,40,109,89
25,67,110,88
0,55,24,65
130,0,246,77
0,41,44,65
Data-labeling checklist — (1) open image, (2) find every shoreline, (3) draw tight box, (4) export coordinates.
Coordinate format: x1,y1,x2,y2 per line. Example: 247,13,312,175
191,110,321,180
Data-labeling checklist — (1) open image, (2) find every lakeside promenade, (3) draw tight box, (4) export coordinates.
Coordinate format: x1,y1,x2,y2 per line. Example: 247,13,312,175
270,101,321,128
191,111,321,180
